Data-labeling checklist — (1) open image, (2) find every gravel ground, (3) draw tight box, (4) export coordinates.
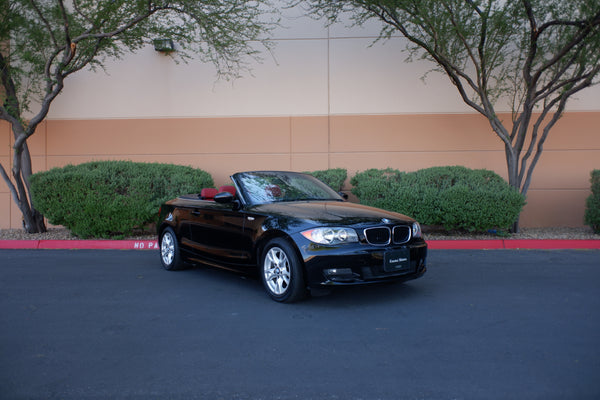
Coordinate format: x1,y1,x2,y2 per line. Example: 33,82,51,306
0,228,155,241
1,226,598,241
423,226,599,240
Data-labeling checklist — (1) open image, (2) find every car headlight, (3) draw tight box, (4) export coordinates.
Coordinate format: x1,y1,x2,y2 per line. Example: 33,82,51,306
412,222,422,238
301,227,359,245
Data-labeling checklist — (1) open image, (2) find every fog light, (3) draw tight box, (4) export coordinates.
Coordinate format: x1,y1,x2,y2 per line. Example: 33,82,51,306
324,268,352,277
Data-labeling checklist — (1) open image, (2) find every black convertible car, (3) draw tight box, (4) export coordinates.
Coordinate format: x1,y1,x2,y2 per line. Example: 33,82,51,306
158,171,427,302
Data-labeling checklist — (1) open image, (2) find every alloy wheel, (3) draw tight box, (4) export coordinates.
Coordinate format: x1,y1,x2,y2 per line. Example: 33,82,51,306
263,246,291,295
161,231,175,266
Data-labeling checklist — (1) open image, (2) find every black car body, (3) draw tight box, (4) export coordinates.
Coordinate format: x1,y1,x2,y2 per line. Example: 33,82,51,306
158,171,427,302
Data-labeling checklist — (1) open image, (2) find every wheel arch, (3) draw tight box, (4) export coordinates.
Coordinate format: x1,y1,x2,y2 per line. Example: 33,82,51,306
157,204,178,239
158,221,175,239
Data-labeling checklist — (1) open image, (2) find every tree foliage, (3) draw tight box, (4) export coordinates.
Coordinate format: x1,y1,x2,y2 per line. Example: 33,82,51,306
0,0,277,232
296,0,600,230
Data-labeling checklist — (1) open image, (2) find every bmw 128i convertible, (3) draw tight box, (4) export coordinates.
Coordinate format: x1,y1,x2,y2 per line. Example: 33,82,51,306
158,171,427,302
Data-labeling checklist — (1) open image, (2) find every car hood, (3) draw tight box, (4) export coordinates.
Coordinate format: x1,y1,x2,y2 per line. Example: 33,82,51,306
249,201,415,227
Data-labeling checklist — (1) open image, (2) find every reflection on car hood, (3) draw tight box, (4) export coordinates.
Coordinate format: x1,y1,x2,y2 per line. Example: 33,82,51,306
250,201,415,226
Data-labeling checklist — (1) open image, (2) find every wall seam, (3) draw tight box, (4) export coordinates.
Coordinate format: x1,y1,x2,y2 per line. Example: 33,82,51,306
327,25,331,169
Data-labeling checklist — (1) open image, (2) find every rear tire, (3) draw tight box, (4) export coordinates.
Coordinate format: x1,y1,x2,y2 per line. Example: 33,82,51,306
160,227,185,270
260,238,307,303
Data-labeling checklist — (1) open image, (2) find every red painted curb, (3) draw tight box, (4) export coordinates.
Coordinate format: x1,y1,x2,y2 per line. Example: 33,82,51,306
0,239,599,250
427,240,505,250
0,240,159,250
427,239,600,250
0,240,40,249
503,239,600,249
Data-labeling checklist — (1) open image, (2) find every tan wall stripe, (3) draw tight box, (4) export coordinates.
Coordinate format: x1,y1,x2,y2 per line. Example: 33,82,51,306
1,111,599,229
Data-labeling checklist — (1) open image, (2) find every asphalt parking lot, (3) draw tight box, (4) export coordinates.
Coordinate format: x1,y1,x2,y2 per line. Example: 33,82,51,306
1,249,599,400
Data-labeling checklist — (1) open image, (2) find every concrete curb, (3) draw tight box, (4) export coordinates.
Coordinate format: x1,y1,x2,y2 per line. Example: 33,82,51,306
1,239,599,250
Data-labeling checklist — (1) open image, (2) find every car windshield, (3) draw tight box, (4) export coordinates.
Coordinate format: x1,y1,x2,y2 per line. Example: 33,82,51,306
233,171,343,205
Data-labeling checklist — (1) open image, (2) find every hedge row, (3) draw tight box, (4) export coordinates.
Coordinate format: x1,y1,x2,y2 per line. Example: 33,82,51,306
585,170,600,233
304,168,347,191
351,166,526,232
30,161,213,238
30,162,553,237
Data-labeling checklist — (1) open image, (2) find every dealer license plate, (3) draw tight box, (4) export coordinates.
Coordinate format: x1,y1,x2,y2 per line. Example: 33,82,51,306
384,249,411,272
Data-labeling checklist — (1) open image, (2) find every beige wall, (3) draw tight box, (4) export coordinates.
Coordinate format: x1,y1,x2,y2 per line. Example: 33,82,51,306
2,111,598,229
43,32,600,120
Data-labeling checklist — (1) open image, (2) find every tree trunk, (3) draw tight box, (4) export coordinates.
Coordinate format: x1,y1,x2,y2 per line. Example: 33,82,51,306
512,219,520,234
0,169,46,233
19,142,46,232
505,144,522,233
10,170,47,233
18,200,47,233
26,209,46,233
0,136,47,234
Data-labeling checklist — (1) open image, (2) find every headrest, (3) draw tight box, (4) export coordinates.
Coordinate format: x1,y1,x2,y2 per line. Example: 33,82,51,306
218,185,236,196
200,188,218,200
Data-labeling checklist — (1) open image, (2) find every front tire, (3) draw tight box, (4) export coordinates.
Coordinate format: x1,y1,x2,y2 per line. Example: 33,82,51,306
160,227,185,271
261,238,307,303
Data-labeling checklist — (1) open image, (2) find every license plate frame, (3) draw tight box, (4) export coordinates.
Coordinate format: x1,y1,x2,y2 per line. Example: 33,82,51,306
384,248,411,272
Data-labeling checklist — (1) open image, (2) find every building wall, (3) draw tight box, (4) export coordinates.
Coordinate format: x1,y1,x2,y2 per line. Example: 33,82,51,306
2,111,599,229
1,5,599,229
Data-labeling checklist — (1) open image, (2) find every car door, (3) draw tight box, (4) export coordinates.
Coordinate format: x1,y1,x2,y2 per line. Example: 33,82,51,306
187,202,253,266
170,206,195,253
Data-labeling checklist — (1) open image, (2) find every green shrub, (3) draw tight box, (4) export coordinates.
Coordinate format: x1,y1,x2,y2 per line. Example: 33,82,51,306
304,168,348,191
584,170,600,233
351,166,526,232
30,161,213,238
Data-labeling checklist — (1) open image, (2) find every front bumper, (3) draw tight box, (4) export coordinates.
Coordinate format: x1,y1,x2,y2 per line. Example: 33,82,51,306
294,235,427,287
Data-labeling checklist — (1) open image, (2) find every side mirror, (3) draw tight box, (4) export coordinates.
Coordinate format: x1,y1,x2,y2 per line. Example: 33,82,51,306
214,191,234,203
339,192,349,201
214,191,242,210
